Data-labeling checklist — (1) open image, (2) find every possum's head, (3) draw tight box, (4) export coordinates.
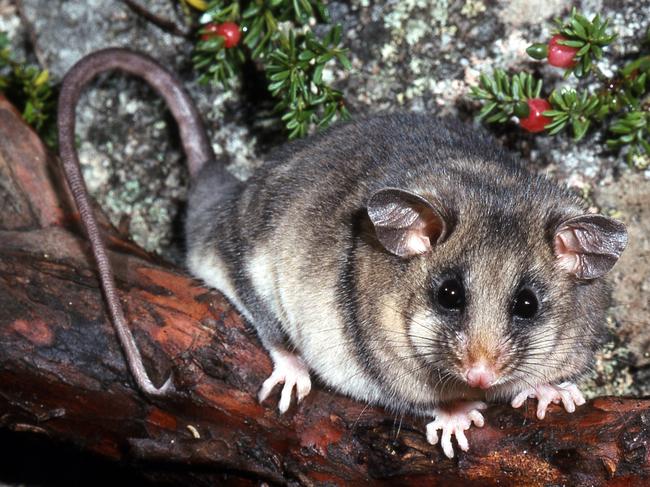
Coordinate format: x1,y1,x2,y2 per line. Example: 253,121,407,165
354,184,627,412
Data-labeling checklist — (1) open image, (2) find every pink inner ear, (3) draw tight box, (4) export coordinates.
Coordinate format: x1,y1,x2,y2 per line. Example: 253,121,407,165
404,229,431,255
554,228,582,275
406,203,444,255
553,213,627,279
367,188,448,258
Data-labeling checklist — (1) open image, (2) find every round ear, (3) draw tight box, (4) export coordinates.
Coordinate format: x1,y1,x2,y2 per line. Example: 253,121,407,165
553,214,628,279
367,188,449,257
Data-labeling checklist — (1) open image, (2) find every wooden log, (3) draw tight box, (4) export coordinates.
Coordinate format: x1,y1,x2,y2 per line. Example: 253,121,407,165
0,95,649,485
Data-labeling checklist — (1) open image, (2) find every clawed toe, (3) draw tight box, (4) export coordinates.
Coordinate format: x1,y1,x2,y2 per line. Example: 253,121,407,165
511,382,585,419
258,349,312,413
426,401,487,459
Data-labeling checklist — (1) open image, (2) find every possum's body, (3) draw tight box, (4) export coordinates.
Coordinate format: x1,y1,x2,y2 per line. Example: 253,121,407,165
185,114,617,418
58,49,627,459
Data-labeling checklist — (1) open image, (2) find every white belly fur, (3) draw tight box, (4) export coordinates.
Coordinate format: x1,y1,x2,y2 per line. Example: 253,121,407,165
247,245,385,405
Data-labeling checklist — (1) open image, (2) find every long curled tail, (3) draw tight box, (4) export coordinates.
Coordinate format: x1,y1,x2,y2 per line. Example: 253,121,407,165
57,48,215,396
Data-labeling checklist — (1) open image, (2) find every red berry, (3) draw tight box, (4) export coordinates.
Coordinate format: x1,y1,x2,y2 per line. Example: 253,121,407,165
547,35,578,68
519,98,552,133
201,22,241,48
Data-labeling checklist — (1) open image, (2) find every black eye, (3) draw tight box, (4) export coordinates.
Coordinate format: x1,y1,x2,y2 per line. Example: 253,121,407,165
437,279,465,311
512,289,538,319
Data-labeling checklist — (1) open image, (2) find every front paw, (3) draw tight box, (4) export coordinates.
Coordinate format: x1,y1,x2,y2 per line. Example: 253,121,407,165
426,401,487,459
511,382,585,419
258,348,312,413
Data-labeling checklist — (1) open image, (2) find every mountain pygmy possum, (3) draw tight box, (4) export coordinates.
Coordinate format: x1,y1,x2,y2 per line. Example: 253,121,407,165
57,48,627,458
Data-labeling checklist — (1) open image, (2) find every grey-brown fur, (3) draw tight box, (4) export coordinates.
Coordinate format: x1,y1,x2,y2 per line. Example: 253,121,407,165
57,47,626,455
186,113,621,416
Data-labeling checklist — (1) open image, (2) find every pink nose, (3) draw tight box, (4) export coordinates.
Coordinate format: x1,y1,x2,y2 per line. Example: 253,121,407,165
465,364,496,389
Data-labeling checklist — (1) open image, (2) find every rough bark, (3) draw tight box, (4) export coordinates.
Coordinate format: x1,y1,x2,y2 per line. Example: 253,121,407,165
0,95,649,486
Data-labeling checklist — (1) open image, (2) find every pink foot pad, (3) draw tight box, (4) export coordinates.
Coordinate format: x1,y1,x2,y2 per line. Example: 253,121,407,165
258,348,312,413
426,401,487,458
511,381,586,419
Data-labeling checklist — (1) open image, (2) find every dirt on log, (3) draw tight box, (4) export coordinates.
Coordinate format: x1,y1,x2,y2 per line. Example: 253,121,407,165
0,95,649,486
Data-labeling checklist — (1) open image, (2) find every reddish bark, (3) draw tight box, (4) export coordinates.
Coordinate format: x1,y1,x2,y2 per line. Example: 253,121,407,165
0,96,649,485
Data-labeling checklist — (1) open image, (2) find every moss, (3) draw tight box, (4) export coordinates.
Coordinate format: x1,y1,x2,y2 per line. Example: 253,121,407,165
460,0,486,18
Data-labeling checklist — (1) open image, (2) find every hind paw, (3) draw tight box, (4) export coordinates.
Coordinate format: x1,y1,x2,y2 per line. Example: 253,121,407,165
258,348,311,413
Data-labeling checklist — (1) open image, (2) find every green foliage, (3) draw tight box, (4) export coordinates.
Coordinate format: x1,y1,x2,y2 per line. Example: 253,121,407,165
543,89,603,139
470,70,542,122
0,31,56,146
470,10,650,167
193,0,351,139
607,111,650,166
553,7,617,79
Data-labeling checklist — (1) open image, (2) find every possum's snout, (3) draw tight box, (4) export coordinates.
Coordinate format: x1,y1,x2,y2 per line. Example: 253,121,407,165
457,332,507,390
464,361,497,389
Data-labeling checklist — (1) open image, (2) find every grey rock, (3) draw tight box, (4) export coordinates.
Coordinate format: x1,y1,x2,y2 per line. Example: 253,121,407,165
18,0,261,262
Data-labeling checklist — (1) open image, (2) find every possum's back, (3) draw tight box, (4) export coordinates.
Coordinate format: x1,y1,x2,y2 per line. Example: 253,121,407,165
187,113,578,317
236,114,577,265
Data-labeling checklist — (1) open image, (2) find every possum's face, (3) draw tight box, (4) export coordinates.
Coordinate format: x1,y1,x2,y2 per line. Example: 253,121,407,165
360,187,627,412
